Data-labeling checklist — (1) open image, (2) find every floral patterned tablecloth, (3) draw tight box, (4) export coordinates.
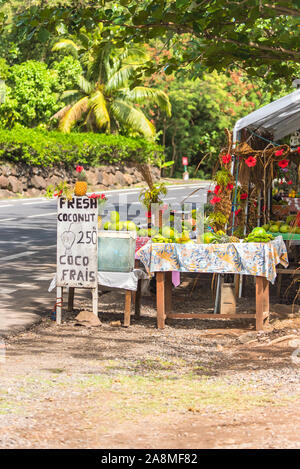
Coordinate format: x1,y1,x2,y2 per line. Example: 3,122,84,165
136,236,288,284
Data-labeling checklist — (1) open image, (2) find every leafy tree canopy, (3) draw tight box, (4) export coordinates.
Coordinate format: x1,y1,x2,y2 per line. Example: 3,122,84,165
6,1,300,85
0,56,82,128
149,68,288,177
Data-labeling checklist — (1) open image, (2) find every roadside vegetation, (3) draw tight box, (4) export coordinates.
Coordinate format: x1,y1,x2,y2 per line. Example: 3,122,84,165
1,1,297,177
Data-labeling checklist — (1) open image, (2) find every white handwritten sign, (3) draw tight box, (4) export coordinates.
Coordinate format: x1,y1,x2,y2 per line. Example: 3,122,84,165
57,197,98,288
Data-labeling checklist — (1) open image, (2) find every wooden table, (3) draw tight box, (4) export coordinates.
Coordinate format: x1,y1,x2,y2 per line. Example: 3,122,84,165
155,272,269,331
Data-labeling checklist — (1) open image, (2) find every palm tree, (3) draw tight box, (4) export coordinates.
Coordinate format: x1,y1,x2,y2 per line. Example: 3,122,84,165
51,32,171,138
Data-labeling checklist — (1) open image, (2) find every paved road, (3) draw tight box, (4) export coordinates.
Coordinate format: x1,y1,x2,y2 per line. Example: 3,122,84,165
0,182,210,335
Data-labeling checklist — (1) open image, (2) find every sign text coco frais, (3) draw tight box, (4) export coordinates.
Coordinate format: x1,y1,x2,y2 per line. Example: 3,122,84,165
57,197,98,288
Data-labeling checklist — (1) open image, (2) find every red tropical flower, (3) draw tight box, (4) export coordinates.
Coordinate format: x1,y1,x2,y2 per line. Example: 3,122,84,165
278,159,289,169
287,180,293,185
89,193,100,199
235,208,241,216
240,193,248,200
222,153,231,164
76,165,84,173
207,190,212,194
214,185,221,195
226,183,234,191
210,196,221,205
275,149,284,157
101,193,106,199
245,156,256,167
297,146,300,154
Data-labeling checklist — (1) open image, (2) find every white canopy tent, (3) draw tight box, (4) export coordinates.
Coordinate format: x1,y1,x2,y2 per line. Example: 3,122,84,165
233,88,300,143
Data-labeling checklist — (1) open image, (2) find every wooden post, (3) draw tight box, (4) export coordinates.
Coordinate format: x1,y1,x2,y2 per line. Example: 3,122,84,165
56,286,63,325
234,274,239,298
276,273,282,299
67,287,75,312
124,290,132,327
165,271,172,316
92,285,98,317
256,276,269,330
135,280,142,318
156,272,166,329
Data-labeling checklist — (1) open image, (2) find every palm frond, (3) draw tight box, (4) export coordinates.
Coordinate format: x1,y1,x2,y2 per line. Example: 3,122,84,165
89,91,110,130
106,65,138,93
60,90,84,105
78,75,94,95
123,87,172,116
52,39,80,57
51,104,72,121
88,43,113,83
111,100,156,138
118,47,149,66
59,96,89,133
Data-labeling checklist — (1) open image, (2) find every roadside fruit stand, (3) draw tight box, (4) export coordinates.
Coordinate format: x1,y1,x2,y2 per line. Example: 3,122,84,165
136,236,288,330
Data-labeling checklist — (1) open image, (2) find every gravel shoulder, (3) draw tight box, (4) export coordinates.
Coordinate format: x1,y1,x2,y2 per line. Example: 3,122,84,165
0,285,299,449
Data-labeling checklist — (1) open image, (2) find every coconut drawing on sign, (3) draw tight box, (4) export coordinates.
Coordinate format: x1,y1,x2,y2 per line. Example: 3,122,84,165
61,224,75,252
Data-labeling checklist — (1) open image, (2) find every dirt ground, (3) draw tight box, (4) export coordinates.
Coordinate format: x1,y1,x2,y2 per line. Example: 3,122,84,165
0,281,299,449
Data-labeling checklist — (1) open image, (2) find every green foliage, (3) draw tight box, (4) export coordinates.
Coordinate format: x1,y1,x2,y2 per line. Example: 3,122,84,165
10,1,300,86
139,181,167,209
45,181,73,200
0,127,164,167
0,60,59,128
51,55,83,94
0,57,9,80
152,69,287,177
0,58,83,128
215,169,231,187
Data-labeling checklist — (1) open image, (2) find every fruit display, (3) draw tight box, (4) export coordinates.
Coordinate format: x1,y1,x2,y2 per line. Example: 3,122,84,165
201,231,240,244
243,227,274,243
103,211,138,232
287,190,300,198
151,227,193,244
266,217,300,234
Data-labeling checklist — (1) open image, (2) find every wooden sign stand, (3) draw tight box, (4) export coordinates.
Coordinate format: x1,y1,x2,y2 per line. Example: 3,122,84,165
55,196,98,324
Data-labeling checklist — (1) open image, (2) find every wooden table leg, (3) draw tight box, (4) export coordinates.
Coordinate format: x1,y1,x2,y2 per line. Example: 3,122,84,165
67,287,75,312
124,290,132,327
256,276,269,330
165,271,172,317
92,285,99,317
156,272,166,329
131,260,139,306
276,273,282,299
56,286,63,325
135,280,142,318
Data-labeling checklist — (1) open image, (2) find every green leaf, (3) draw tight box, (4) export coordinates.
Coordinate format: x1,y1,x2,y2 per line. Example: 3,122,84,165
37,27,50,43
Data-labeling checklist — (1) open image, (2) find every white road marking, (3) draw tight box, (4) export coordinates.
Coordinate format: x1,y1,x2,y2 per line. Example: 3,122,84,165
27,212,57,218
0,218,17,222
1,251,38,261
0,205,11,208
22,201,50,205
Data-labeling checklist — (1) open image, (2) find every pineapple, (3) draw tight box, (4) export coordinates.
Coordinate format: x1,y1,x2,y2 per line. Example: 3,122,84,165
74,165,87,196
74,181,88,196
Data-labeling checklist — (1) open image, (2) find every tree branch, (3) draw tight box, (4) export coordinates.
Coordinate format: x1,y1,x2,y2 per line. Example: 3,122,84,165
264,3,300,17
